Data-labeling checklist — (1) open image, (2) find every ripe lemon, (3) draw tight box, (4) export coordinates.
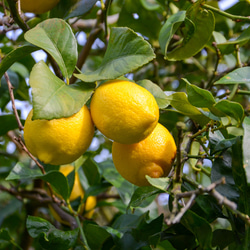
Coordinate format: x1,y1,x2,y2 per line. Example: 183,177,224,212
112,123,177,186
23,105,94,165
20,0,60,14
90,80,159,144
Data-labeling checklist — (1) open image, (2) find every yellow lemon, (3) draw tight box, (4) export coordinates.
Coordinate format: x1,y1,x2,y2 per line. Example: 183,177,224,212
90,80,159,144
20,0,60,14
23,106,94,165
112,123,177,186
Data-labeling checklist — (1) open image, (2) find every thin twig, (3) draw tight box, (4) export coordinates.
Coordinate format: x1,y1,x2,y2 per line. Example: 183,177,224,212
4,71,24,131
202,4,250,22
6,0,29,32
206,42,222,90
70,26,103,84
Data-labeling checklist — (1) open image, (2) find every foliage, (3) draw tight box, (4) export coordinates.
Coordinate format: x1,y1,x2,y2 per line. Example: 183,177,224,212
0,0,250,249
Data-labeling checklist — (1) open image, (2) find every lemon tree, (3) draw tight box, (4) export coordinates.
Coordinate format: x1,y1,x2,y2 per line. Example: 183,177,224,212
1,1,250,249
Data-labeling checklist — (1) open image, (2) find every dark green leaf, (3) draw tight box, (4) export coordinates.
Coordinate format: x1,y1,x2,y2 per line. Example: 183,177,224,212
159,11,186,55
26,216,78,250
117,0,161,40
164,4,215,60
210,132,239,202
6,163,69,200
0,228,22,250
213,100,244,123
84,222,113,250
214,66,250,85
0,115,24,136
29,61,95,120
40,171,69,201
185,80,216,108
181,210,213,249
243,116,250,184
98,160,134,203
6,162,42,180
166,92,209,126
24,18,77,81
212,229,235,249
137,79,170,109
64,0,98,19
128,186,161,208
0,45,39,80
212,137,238,154
75,27,155,82
81,157,101,186
217,26,250,55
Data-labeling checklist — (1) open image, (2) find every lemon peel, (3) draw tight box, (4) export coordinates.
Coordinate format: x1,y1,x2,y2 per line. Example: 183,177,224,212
112,123,177,186
90,79,159,144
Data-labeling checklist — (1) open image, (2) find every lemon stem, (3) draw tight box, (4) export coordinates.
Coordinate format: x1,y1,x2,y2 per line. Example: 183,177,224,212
75,216,91,250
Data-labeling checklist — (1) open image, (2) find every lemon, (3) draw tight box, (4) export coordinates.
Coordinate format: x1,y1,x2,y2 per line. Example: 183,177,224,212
20,0,60,14
112,123,177,186
23,105,94,165
90,79,159,144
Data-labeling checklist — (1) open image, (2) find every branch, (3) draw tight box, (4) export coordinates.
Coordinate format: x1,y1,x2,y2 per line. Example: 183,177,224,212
202,4,250,22
6,0,29,32
166,177,250,226
70,26,103,84
3,71,24,130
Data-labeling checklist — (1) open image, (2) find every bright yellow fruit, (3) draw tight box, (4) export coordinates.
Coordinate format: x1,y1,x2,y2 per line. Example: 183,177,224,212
112,123,177,186
20,0,60,14
23,105,94,165
90,80,159,144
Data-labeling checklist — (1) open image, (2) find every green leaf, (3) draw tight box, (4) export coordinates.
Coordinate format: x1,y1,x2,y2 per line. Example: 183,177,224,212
210,132,239,202
243,117,250,184
40,171,70,201
75,27,155,82
26,216,78,250
6,163,69,200
117,0,161,40
159,11,186,55
164,4,215,61
0,228,22,250
98,160,134,203
128,186,161,208
81,157,101,186
212,229,235,249
212,100,244,123
64,0,98,19
166,92,209,126
30,61,95,120
181,210,213,249
0,45,38,80
217,26,250,55
212,137,237,154
145,176,170,191
6,162,42,180
24,18,77,81
84,222,113,250
0,115,24,136
214,67,250,85
137,79,169,108
185,80,216,108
